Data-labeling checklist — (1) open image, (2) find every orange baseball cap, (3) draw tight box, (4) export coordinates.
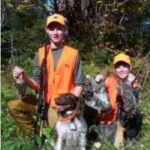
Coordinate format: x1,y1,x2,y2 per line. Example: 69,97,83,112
113,53,131,66
46,13,66,27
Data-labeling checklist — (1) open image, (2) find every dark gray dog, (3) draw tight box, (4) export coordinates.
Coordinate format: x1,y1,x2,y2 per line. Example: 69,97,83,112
114,83,142,149
117,83,143,140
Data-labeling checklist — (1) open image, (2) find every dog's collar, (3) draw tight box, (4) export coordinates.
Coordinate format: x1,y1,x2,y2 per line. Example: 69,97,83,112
58,111,78,122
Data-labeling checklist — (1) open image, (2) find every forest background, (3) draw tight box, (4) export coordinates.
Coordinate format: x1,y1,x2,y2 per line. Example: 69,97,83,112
1,0,150,149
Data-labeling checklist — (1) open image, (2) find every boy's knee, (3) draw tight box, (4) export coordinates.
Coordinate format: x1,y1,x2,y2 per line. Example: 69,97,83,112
48,108,58,127
7,99,21,112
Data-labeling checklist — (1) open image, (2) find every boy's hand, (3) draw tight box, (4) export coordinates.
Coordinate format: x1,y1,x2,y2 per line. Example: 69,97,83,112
127,73,135,84
13,66,24,84
95,74,105,83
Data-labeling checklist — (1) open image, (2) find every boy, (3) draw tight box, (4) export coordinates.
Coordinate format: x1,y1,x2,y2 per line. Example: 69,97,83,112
95,53,139,149
7,13,83,132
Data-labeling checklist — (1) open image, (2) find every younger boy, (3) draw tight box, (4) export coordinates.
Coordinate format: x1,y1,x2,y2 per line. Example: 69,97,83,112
95,53,139,149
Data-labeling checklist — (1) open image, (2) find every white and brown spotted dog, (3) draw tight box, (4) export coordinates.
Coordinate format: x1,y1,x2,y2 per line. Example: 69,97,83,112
54,93,87,150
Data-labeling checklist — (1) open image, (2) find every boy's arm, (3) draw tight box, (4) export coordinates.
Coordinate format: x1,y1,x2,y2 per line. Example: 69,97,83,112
13,66,40,91
73,54,83,97
72,86,83,97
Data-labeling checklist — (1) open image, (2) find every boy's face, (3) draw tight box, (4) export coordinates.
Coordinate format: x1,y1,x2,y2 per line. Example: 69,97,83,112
114,61,131,80
46,22,65,45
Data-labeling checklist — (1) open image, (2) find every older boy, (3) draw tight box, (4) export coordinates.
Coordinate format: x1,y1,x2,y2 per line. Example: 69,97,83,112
7,13,83,131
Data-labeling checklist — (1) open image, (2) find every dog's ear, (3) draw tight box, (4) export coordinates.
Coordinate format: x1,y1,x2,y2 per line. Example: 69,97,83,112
55,96,60,105
55,95,65,105
66,93,79,109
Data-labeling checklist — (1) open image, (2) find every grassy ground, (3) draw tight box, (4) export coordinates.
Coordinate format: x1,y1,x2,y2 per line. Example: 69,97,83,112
1,69,150,150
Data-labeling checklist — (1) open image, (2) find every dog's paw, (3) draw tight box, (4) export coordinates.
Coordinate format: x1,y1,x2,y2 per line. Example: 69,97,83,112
94,142,102,149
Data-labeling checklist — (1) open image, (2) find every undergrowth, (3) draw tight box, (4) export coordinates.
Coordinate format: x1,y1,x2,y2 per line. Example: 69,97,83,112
1,64,150,150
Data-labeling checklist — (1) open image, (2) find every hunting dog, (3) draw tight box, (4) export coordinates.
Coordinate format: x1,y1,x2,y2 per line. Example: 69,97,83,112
114,82,142,149
54,93,87,150
83,74,111,149
83,74,111,127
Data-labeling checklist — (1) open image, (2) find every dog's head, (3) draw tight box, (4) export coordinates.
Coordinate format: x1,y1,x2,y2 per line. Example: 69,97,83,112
83,74,111,113
55,93,79,115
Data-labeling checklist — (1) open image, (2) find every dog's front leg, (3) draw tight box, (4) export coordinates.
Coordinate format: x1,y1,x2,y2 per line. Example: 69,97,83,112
114,121,125,150
79,131,87,150
55,135,63,150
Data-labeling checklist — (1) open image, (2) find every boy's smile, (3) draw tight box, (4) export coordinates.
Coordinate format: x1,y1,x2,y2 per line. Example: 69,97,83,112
114,61,131,80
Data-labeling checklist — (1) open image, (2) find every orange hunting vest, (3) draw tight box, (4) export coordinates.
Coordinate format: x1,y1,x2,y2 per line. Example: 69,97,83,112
98,75,140,124
98,76,119,124
38,45,78,108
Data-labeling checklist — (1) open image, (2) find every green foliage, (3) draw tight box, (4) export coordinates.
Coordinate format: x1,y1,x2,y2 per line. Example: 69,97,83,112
1,0,45,66
1,86,18,102
42,125,56,149
83,61,100,76
2,140,34,150
86,47,113,66
34,123,56,149
22,57,33,76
